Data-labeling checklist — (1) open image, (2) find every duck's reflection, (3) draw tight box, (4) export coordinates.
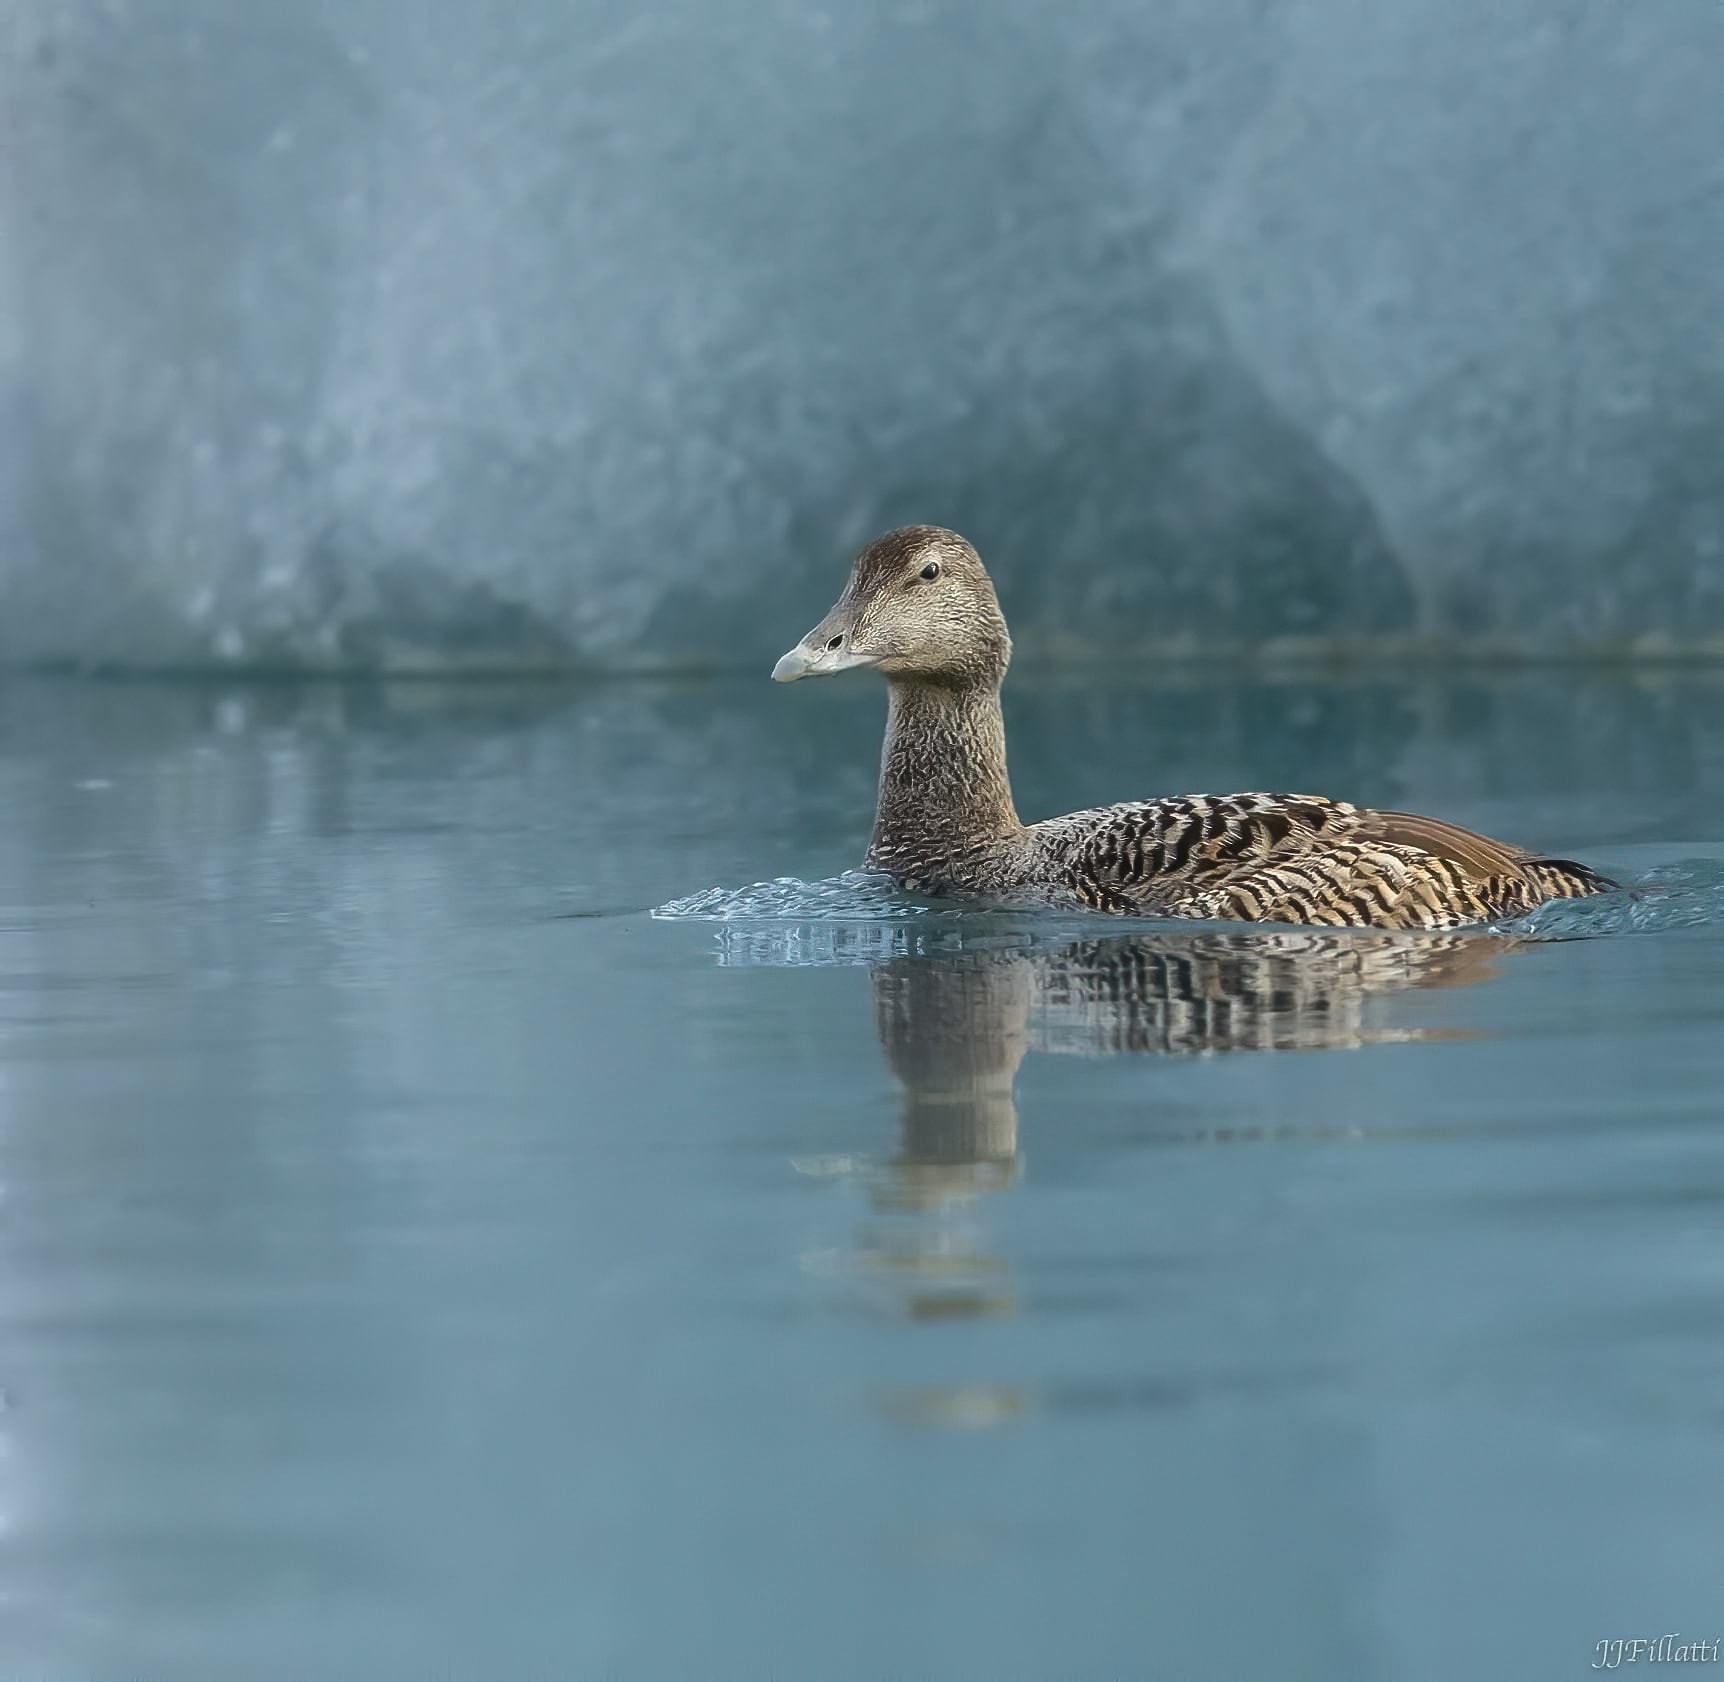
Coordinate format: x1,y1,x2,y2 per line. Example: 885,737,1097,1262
871,951,1032,1208
728,922,1507,1321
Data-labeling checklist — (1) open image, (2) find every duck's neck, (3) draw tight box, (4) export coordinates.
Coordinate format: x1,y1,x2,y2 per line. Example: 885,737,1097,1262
868,678,1021,869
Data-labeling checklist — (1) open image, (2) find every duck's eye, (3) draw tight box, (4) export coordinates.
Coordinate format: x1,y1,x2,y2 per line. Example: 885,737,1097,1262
919,561,941,581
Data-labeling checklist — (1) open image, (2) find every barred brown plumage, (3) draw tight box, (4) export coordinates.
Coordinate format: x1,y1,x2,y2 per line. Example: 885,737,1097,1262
773,526,1613,931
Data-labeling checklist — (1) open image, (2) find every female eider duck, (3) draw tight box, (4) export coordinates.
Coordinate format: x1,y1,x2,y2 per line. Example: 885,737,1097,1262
772,526,1611,931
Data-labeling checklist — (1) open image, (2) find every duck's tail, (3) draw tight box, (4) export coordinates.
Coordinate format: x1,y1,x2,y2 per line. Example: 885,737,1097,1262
1520,856,1617,901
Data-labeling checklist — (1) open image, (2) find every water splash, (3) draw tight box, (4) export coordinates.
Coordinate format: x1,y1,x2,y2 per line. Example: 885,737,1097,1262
1493,859,1724,939
652,871,950,922
652,870,1110,964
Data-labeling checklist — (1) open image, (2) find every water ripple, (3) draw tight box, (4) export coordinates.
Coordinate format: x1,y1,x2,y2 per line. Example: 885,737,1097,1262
656,859,1724,940
1494,859,1724,938
652,871,951,922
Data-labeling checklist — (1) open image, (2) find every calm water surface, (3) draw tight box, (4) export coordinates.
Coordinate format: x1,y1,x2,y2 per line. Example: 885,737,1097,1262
1,670,1722,1681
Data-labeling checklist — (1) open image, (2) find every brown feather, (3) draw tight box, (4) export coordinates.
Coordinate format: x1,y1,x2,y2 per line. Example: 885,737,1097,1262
1354,809,1536,878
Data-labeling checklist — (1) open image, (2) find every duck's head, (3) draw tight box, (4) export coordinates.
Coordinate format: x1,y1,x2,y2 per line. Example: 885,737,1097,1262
772,526,1011,688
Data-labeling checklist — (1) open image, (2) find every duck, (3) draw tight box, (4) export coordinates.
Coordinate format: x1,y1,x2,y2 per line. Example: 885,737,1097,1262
771,526,1612,930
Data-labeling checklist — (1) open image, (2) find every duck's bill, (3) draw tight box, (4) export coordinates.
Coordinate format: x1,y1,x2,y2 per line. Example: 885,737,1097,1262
771,640,880,682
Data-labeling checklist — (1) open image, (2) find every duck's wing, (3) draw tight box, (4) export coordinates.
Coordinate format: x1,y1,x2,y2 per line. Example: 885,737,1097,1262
1350,809,1535,875
1331,807,1611,916
1039,793,1610,930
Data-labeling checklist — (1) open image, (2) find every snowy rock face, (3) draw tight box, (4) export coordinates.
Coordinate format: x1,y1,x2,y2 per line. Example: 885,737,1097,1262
3,0,1722,670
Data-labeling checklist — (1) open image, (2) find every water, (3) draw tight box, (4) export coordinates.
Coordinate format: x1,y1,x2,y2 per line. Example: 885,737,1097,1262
1,666,1721,1680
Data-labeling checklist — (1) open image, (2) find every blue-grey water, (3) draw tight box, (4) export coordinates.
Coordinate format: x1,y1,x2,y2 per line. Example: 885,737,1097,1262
2,668,1722,1680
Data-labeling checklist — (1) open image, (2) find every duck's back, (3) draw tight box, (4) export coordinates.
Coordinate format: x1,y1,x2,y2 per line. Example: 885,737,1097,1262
1023,792,1610,930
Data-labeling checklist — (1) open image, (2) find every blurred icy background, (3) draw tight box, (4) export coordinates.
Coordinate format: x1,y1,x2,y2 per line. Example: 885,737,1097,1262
4,0,1724,671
